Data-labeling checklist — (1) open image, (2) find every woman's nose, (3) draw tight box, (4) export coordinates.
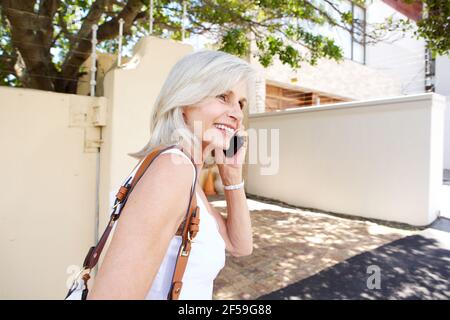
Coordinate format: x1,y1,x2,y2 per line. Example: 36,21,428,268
228,102,244,122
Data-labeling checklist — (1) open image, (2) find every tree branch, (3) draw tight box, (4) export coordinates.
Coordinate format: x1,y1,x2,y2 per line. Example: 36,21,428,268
0,51,18,75
1,0,59,90
38,0,60,47
57,0,143,92
97,0,144,41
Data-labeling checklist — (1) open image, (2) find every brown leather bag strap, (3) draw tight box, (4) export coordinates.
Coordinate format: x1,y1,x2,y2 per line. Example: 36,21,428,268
80,144,200,300
83,145,177,269
166,145,201,299
168,201,200,299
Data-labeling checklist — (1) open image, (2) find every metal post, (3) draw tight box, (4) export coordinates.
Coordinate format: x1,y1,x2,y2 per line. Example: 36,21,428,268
149,0,154,35
118,18,124,67
91,24,99,258
90,24,98,97
181,1,186,41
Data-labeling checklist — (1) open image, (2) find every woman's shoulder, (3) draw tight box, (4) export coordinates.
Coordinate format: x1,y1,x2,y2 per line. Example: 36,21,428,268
141,149,195,191
158,148,195,169
118,149,196,230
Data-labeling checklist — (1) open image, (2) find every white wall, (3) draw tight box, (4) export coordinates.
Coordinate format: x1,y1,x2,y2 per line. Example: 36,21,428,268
365,0,426,95
247,93,446,227
435,55,450,170
444,98,450,170
435,55,450,96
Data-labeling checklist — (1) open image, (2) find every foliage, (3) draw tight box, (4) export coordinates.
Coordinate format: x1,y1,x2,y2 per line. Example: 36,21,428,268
1,0,446,93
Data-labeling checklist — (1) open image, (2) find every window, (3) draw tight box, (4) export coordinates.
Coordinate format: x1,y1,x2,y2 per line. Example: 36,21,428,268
326,0,366,64
265,83,348,112
351,4,366,64
424,47,435,92
286,0,367,64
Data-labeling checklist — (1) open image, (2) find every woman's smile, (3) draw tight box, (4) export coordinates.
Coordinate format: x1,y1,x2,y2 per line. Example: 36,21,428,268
213,123,235,138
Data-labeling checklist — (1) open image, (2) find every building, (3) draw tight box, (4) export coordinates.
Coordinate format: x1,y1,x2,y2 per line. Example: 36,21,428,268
247,0,449,113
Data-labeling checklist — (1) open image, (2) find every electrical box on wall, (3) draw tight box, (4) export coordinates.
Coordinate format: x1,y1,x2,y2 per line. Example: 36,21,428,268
69,97,107,153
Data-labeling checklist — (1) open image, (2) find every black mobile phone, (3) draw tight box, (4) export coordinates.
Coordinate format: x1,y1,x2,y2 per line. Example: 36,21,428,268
211,134,245,158
223,134,245,158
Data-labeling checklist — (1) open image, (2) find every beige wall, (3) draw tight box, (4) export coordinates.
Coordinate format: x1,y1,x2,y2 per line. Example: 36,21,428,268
0,37,252,299
0,86,106,299
76,53,118,97
76,52,132,97
0,37,205,299
247,93,446,227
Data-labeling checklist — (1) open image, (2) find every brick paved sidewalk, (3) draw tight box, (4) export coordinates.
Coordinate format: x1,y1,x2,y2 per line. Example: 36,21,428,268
208,194,416,300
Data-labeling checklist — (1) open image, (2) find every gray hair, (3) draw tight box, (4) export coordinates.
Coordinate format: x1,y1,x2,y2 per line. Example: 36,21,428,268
128,49,257,160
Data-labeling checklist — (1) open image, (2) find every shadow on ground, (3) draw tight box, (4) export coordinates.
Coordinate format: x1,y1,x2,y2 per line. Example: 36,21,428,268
257,235,450,300
211,198,411,299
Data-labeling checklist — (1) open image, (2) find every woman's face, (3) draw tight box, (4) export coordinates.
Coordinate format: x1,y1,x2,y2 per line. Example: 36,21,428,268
182,80,247,152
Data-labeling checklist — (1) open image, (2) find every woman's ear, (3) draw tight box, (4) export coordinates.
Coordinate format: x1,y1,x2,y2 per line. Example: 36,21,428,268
180,106,185,120
182,106,190,124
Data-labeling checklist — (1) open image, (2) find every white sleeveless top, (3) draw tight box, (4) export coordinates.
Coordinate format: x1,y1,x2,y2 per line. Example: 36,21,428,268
134,148,226,300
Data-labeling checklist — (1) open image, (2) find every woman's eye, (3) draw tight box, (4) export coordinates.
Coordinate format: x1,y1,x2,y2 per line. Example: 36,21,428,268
217,94,227,102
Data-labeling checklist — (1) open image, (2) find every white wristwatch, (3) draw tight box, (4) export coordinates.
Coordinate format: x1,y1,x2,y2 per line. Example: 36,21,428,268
223,180,245,191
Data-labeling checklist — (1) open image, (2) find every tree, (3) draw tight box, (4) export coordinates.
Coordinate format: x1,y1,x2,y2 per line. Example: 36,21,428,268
413,0,450,56
383,0,450,57
0,0,411,93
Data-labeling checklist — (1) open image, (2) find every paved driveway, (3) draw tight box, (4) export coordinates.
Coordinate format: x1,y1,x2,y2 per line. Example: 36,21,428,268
209,194,450,300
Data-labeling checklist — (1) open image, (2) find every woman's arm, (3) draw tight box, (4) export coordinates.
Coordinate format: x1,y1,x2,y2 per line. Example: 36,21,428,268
223,187,253,257
87,153,195,299
211,187,253,257
211,126,253,257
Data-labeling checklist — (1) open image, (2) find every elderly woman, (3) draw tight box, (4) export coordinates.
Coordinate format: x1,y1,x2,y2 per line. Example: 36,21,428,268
87,50,256,300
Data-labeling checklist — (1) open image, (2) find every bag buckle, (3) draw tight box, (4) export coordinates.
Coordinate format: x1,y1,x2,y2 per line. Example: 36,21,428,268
67,266,91,292
180,241,192,257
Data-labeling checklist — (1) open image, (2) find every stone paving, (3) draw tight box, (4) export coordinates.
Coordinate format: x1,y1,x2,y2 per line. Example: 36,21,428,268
208,193,450,300
208,170,450,300
258,229,450,300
